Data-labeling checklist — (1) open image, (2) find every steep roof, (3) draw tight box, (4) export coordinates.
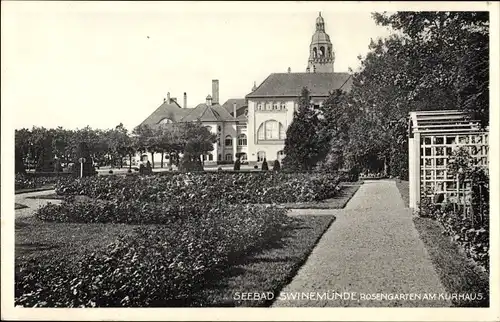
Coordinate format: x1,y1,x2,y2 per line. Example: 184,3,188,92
139,100,191,126
180,103,236,122
246,72,352,98
222,98,248,118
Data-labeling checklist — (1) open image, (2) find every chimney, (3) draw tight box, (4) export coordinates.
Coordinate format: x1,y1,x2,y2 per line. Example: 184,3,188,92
233,102,237,118
288,67,291,73
212,80,219,105
167,92,171,103
252,81,257,91
183,92,187,109
306,66,310,73
206,95,212,106
163,98,166,103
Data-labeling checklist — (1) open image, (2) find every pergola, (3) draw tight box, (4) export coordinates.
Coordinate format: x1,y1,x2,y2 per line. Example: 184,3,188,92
408,110,489,210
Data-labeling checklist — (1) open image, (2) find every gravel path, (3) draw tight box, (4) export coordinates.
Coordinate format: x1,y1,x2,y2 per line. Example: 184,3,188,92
273,180,451,307
15,190,60,219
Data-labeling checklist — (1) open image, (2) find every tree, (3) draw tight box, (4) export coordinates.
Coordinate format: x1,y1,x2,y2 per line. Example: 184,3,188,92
372,11,489,126
107,123,133,169
282,87,323,171
178,122,216,172
317,89,360,172
15,128,31,173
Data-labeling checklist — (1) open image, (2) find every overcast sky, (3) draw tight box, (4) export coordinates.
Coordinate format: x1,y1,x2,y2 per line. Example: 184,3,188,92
2,1,492,132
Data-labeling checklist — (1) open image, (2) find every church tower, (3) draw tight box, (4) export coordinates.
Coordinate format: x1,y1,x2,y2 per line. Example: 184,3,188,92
307,12,335,73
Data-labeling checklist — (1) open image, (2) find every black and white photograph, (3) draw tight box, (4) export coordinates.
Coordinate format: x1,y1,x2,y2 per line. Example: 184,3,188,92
1,1,499,321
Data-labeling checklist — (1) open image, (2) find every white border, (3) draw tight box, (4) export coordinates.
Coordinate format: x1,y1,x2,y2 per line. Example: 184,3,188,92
2,1,499,321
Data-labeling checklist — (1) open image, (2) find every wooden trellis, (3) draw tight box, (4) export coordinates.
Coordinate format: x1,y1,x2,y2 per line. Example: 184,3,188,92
408,110,489,210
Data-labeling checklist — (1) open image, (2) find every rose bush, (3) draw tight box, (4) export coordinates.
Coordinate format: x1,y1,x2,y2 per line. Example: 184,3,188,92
15,174,60,190
54,172,341,204
17,204,290,307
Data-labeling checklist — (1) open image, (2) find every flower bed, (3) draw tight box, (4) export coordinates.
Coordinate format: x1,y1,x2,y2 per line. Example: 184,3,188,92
16,204,289,307
419,202,489,272
54,172,341,204
15,174,60,190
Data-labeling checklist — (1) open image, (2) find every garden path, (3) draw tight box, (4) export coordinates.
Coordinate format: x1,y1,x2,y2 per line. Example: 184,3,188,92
15,190,60,219
273,180,451,307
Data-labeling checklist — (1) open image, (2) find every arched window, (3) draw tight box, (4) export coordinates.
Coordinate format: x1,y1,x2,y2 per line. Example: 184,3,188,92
158,118,173,124
257,102,263,110
313,47,317,58
225,135,232,146
238,134,247,146
266,102,272,110
257,120,285,140
328,47,332,57
225,153,233,161
280,102,286,110
257,151,266,162
208,153,213,161
320,46,325,57
273,102,278,110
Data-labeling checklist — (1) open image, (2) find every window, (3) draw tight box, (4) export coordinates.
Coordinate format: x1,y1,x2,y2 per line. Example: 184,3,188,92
238,153,247,161
280,102,286,110
273,102,278,110
319,46,325,57
225,135,232,146
257,103,263,110
238,134,247,146
257,151,266,162
225,154,233,161
266,102,272,110
277,150,285,160
158,118,173,124
208,154,213,161
257,120,285,141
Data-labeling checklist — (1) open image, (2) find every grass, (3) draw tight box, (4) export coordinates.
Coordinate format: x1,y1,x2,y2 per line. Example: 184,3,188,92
15,217,139,272
413,217,489,307
26,193,63,200
280,184,362,209
190,215,335,307
15,186,55,195
15,203,29,210
397,179,488,307
15,214,334,307
395,179,410,208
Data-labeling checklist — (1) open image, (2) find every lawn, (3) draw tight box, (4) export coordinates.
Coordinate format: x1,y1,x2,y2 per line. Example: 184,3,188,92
15,217,139,273
396,179,489,307
413,217,489,307
188,215,334,307
15,214,334,307
15,203,29,210
395,179,409,208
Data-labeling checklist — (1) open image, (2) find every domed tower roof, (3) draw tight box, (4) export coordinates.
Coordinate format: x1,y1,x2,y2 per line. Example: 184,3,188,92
307,12,335,73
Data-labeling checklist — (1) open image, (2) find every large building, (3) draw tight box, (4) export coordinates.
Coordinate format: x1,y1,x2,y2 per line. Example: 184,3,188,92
139,12,352,164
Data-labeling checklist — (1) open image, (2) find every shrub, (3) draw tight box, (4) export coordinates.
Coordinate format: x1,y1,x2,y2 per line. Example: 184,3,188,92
273,160,281,171
108,170,113,174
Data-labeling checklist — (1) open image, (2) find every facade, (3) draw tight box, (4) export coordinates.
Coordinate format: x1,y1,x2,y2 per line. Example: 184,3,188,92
138,12,351,164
